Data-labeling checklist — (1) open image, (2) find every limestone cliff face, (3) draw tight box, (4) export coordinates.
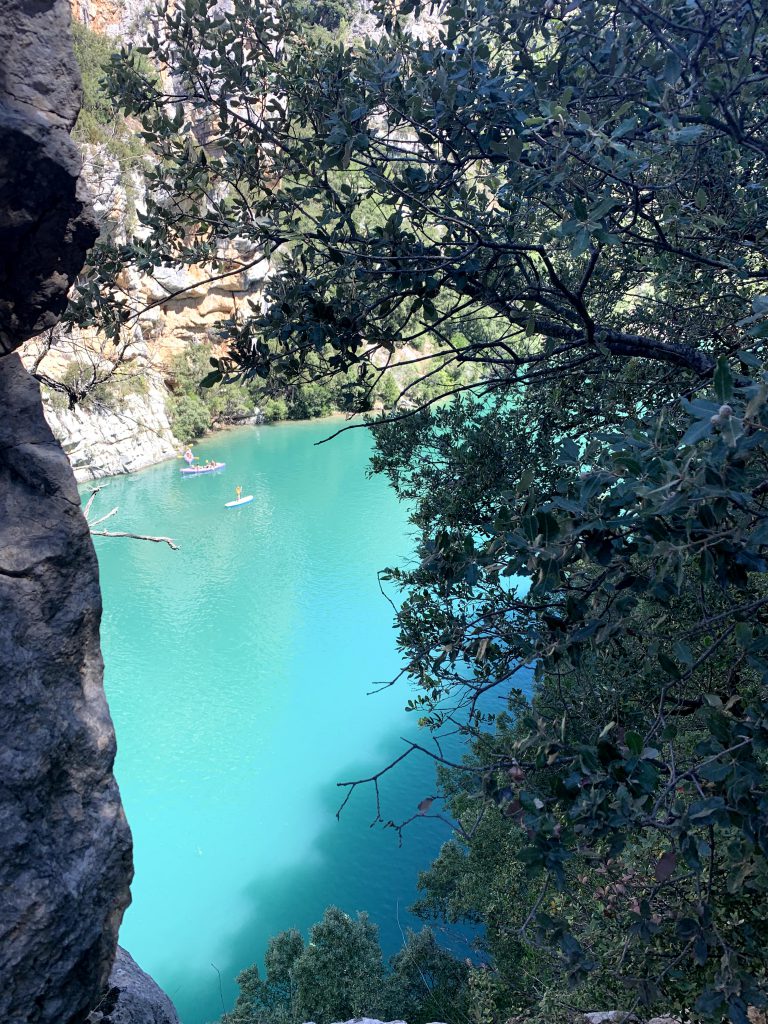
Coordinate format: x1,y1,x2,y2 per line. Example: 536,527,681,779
69,0,152,39
20,137,182,481
0,2,134,1022
46,369,182,481
19,26,271,479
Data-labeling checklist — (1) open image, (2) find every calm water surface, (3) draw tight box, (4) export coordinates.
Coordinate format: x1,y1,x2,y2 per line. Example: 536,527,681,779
92,420,456,1024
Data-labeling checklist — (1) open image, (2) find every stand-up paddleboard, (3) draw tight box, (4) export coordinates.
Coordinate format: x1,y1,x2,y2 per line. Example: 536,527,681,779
225,494,254,508
180,461,226,475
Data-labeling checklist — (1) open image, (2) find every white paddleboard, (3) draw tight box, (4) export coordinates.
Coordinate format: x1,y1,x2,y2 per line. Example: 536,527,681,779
225,495,254,508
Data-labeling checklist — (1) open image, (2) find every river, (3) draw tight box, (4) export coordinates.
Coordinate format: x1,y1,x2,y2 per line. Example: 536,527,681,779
91,419,457,1024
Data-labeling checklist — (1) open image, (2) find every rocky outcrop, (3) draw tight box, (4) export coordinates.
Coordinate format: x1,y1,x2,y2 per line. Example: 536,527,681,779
44,357,179,481
0,355,133,1024
70,0,153,40
7,2,276,482
0,2,133,1022
20,131,270,479
87,947,181,1024
0,0,98,351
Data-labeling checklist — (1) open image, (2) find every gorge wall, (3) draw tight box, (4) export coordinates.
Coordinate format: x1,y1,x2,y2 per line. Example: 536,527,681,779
18,0,438,483
17,0,270,482
0,1,134,1021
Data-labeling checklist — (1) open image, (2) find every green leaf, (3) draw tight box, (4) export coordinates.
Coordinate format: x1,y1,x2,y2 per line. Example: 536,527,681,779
681,418,713,446
658,652,681,679
663,52,681,84
558,438,580,465
625,731,643,755
673,641,693,666
714,356,733,403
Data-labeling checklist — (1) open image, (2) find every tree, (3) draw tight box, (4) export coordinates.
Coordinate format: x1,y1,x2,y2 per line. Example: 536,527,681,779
383,926,469,1024
373,377,768,1021
291,907,386,1023
223,929,303,1024
73,0,768,1019
74,0,765,398
223,913,469,1024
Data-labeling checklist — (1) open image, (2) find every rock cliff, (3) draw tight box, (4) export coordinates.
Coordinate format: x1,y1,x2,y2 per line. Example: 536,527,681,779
19,136,182,481
88,947,181,1024
0,2,136,1021
16,1,272,480
0,0,98,350
0,354,132,1024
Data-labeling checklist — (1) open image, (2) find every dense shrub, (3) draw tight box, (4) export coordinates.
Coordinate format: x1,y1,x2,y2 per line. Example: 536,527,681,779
167,392,211,441
222,908,468,1024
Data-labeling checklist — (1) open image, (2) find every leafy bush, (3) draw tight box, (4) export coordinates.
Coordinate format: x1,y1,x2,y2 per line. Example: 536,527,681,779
378,366,768,1021
282,0,358,41
71,20,148,201
168,392,211,441
373,372,400,411
259,396,289,422
167,342,255,439
222,909,468,1024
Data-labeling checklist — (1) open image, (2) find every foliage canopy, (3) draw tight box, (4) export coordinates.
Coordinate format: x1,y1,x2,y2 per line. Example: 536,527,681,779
73,1,768,1020
221,909,468,1024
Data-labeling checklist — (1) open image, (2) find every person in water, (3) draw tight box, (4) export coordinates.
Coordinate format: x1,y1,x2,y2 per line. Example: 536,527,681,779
235,486,242,501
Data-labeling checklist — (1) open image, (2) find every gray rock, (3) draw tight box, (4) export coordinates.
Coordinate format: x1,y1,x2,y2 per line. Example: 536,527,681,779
43,373,179,482
305,1020,410,1024
0,5,133,1023
581,1014,636,1024
152,264,200,296
0,0,98,352
88,947,180,1024
0,355,133,1024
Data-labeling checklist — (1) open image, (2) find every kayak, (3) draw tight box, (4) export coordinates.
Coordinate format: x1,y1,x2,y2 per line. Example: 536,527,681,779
180,462,225,474
225,495,254,508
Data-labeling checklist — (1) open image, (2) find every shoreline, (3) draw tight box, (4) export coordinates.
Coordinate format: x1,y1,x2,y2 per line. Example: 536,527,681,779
75,408,371,487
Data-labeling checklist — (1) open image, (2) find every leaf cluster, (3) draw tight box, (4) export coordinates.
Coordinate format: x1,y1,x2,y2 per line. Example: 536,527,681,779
222,907,469,1024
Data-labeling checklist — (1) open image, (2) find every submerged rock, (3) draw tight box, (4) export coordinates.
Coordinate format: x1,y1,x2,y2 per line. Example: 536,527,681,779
87,947,181,1024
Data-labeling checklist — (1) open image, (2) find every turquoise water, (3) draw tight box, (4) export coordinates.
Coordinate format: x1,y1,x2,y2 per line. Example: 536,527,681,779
91,420,460,1024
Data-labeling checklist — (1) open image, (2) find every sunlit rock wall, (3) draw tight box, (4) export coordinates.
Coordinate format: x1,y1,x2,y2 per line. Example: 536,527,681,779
21,6,272,479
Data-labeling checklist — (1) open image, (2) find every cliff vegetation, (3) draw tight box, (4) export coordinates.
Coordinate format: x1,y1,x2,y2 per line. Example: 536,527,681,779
60,0,768,1021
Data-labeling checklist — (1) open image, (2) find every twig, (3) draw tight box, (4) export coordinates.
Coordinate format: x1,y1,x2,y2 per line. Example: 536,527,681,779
210,963,225,1013
90,529,180,550
88,506,120,528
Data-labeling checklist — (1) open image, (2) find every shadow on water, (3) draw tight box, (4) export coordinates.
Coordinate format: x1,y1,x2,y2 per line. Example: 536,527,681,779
164,722,469,1024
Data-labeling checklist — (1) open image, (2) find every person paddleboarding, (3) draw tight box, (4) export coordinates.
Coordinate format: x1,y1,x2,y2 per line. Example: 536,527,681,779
225,485,254,508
